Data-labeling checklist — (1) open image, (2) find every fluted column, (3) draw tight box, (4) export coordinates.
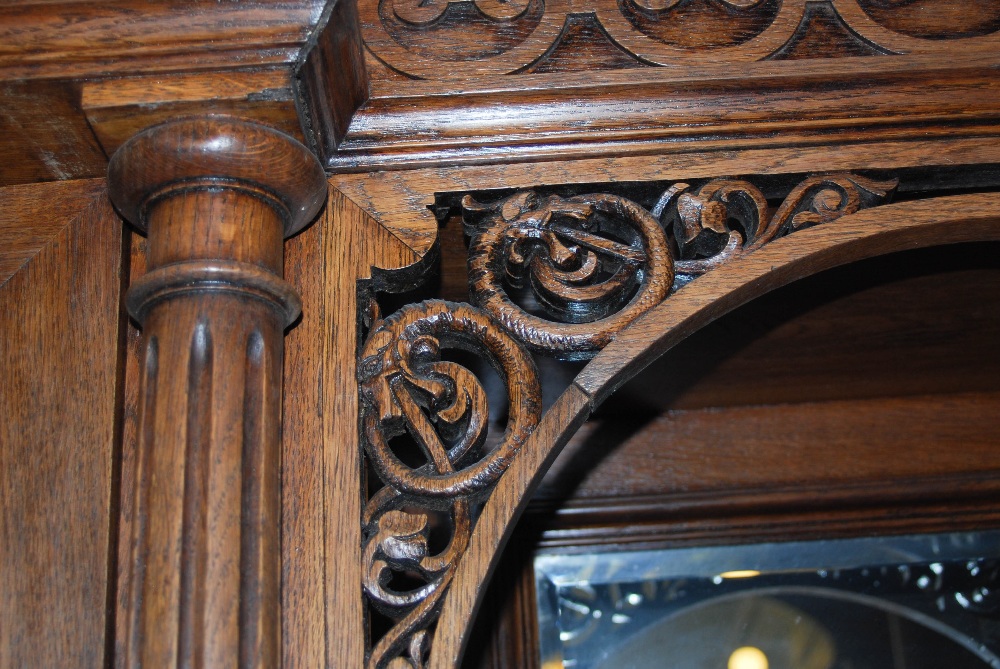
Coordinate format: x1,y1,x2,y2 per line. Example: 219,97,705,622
108,117,327,669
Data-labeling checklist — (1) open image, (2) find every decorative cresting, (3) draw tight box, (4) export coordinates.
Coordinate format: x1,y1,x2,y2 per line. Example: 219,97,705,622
108,117,327,669
359,300,542,669
463,173,897,358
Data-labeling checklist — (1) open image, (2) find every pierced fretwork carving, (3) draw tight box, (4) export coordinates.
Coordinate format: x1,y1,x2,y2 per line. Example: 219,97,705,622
463,191,675,359
359,300,541,669
462,173,897,358
358,172,896,667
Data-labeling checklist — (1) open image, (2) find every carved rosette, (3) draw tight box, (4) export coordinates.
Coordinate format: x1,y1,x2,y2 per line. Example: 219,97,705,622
359,300,541,669
462,173,897,358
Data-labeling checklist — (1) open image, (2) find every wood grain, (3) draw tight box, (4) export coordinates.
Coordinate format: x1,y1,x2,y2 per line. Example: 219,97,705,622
429,192,1000,667
108,117,326,669
0,179,125,668
0,0,324,81
577,192,1000,404
576,241,1000,410
431,385,591,669
0,79,108,186
330,54,1000,171
295,0,370,164
332,134,1000,258
539,391,1000,506
301,189,419,668
0,178,105,284
82,69,305,158
279,214,328,669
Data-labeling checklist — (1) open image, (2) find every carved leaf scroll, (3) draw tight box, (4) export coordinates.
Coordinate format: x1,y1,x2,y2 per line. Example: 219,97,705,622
359,300,541,668
463,173,897,358
358,172,895,667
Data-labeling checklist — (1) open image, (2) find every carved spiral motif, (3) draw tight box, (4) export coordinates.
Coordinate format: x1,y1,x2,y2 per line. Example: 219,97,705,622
464,191,674,359
657,173,899,277
359,300,541,668
359,173,896,667
359,300,541,497
462,174,896,359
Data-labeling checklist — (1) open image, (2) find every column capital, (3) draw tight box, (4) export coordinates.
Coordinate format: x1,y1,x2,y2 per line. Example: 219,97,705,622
108,116,327,237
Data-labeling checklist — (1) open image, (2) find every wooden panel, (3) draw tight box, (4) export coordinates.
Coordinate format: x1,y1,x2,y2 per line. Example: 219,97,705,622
331,136,1000,259
0,179,125,667
0,79,108,186
81,69,304,157
278,186,422,668
595,242,1000,410
540,391,1000,504
0,0,323,80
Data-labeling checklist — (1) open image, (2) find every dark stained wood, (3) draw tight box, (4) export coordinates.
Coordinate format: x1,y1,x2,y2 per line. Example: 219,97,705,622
432,385,592,669
576,192,1000,405
5,1,1000,668
0,179,125,667
589,241,1000,410
0,178,106,282
0,0,326,189
281,189,421,668
82,69,305,158
767,0,890,60
617,0,783,50
108,117,326,669
295,0,370,163
539,391,1000,507
857,0,1000,40
0,0,324,81
522,14,650,74
0,79,108,185
114,230,146,669
327,56,1000,171
333,136,1000,260
426,192,1000,667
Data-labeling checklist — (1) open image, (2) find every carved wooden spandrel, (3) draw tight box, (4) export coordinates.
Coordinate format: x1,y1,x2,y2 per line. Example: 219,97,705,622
359,300,541,668
459,173,896,358
356,170,899,667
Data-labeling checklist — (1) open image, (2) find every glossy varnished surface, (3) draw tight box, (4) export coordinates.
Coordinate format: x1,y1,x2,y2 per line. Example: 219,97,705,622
0,179,125,667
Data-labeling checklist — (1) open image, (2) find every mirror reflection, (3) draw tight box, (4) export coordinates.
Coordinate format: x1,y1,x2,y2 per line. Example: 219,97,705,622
535,531,1000,669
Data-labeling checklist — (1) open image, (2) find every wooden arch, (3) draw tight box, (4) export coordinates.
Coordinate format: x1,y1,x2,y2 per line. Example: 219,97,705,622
427,191,1000,668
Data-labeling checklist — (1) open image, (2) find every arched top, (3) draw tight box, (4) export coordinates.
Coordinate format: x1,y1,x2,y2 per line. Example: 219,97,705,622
430,190,1000,669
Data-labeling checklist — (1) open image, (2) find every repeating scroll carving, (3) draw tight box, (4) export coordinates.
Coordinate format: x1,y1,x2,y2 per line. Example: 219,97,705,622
361,0,1000,79
462,173,897,358
856,0,1000,40
359,300,541,668
358,172,895,666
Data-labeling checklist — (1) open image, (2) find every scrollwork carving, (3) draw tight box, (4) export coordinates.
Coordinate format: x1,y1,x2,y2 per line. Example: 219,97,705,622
358,173,895,667
462,173,896,358
359,300,541,668
361,0,964,78
660,173,899,276
464,191,675,359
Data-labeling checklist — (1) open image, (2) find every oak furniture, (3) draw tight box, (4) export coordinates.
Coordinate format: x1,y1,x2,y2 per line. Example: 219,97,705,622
2,1,999,667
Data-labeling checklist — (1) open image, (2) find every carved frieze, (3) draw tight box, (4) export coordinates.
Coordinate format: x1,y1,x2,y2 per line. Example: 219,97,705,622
360,0,999,79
